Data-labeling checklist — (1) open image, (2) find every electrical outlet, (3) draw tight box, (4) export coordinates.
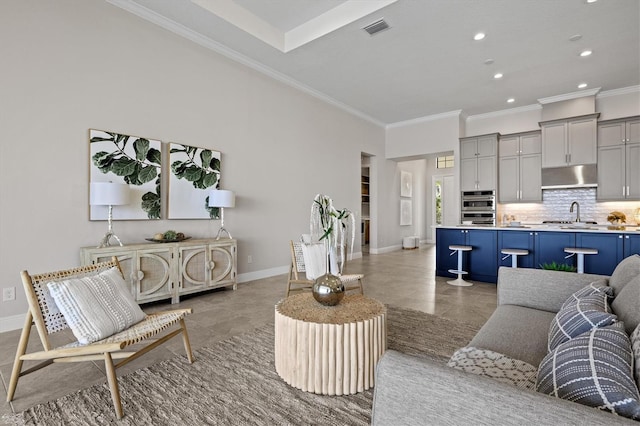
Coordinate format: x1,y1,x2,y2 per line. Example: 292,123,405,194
248,255,253,264
3,287,16,302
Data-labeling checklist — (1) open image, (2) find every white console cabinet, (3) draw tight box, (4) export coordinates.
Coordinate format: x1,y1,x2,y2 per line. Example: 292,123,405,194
81,238,237,304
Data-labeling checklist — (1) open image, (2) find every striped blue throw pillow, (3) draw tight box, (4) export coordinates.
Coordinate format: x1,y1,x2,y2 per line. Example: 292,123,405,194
548,293,617,352
537,322,640,420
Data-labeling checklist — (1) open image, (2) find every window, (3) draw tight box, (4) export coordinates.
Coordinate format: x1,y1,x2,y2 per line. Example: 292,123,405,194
436,155,454,169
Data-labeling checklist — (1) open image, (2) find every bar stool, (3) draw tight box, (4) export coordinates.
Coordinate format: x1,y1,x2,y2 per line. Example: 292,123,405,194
447,245,473,286
564,247,598,273
501,248,529,268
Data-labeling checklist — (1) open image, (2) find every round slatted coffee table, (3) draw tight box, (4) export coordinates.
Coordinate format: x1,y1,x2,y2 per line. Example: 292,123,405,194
274,293,387,395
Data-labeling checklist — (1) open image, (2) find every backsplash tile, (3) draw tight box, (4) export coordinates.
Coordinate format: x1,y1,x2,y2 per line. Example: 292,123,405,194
499,188,640,225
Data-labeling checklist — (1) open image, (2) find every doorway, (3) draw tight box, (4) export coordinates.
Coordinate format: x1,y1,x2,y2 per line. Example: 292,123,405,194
361,154,372,254
433,174,455,229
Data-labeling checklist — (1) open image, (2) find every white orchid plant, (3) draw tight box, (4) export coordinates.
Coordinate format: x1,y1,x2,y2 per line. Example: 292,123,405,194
310,194,355,273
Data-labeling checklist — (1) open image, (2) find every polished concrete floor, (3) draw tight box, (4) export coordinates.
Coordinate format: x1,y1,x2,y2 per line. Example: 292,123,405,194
0,244,497,418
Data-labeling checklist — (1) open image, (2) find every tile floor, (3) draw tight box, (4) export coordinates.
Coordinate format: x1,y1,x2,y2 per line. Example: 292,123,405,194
0,244,497,417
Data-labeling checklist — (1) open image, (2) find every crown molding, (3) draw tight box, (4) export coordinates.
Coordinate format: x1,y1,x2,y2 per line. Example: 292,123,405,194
537,87,601,104
106,0,386,128
466,104,542,122
596,85,640,99
386,110,463,129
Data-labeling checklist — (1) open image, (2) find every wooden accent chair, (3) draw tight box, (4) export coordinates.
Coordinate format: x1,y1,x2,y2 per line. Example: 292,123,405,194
6,257,194,419
286,240,365,297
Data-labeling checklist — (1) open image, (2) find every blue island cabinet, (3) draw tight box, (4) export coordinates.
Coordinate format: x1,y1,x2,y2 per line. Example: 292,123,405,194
575,232,625,276
497,231,535,268
534,231,576,270
436,228,498,283
624,234,640,257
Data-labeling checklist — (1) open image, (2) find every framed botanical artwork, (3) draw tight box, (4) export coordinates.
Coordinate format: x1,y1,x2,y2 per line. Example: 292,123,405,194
89,129,162,220
400,199,412,226
168,143,221,219
400,170,412,198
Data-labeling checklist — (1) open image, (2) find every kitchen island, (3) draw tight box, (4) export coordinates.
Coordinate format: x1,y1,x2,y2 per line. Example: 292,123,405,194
436,224,640,283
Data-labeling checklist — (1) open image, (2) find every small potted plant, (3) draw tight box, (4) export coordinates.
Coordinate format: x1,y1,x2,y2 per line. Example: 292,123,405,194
308,194,355,305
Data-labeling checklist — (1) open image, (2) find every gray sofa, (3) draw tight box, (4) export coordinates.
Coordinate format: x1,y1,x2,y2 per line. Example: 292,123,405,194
372,258,640,425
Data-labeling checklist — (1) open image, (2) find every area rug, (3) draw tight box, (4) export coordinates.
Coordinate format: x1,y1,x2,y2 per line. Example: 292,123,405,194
4,306,480,426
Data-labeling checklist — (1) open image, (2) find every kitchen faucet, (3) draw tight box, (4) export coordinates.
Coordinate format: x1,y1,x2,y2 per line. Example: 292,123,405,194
570,201,581,223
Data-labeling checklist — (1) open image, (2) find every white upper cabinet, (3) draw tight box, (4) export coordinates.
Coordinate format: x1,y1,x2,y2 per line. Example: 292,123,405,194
460,134,498,191
597,116,640,200
540,114,598,168
499,131,541,203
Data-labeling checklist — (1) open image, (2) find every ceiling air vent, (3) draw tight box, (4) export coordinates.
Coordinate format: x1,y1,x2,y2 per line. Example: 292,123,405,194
363,19,390,36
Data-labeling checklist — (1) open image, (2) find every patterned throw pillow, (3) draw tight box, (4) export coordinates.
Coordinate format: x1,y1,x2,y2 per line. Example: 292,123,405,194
537,323,640,420
47,267,146,344
561,280,613,309
447,346,537,390
548,293,617,352
632,324,640,391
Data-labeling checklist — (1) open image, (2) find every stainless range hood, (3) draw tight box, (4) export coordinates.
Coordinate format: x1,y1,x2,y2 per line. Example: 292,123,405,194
541,164,597,189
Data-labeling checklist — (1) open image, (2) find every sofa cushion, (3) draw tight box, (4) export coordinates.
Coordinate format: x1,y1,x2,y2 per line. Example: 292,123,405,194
548,293,617,352
611,274,640,335
632,324,640,391
47,267,146,345
497,268,608,314
537,322,640,420
561,279,613,309
609,254,640,295
469,305,555,367
447,346,537,390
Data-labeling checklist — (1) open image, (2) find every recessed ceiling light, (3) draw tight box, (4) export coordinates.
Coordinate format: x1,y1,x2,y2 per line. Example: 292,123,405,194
507,98,515,103
494,73,503,79
578,83,588,89
484,58,494,65
586,0,597,3
580,50,592,57
569,34,582,42
474,32,485,41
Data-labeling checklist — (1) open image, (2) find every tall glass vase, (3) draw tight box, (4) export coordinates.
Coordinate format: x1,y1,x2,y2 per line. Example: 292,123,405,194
312,237,344,306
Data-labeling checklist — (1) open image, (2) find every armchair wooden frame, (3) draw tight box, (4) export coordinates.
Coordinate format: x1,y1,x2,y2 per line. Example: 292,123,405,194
6,257,194,419
286,240,364,297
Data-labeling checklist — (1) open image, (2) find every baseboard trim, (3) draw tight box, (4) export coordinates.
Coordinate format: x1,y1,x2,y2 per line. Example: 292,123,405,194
370,244,402,254
237,265,289,284
0,313,26,333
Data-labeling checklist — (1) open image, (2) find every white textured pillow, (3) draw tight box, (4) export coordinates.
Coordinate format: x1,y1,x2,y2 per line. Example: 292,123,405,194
47,267,146,344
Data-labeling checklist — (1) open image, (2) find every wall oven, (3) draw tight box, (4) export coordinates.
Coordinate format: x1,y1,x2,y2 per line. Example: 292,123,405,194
461,190,496,225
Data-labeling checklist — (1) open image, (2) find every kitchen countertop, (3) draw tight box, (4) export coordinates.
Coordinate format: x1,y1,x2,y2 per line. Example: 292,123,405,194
437,224,640,233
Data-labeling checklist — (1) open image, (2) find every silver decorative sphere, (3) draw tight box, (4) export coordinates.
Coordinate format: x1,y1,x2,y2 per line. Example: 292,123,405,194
312,273,345,306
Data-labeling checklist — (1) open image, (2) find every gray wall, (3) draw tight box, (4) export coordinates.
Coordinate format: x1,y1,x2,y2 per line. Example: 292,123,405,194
0,0,387,323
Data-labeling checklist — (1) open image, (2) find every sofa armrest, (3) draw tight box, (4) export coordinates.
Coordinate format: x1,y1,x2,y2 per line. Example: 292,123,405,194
372,350,633,426
497,267,608,313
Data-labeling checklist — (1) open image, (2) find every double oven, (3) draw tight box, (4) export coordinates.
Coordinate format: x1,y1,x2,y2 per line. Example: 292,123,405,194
460,190,496,225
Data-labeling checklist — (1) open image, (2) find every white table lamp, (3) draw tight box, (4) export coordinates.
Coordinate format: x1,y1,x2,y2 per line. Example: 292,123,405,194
90,182,130,248
209,189,235,239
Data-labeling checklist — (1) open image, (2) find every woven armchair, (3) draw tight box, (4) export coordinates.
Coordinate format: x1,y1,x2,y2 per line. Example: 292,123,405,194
6,257,194,419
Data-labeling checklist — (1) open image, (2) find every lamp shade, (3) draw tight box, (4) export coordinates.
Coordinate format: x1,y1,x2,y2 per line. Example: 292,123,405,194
208,189,235,208
90,182,130,206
